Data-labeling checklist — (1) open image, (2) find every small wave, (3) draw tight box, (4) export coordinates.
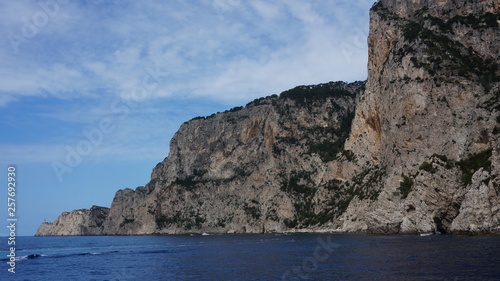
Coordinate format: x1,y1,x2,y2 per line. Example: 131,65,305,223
140,249,172,255
16,254,48,261
28,254,47,259
12,251,114,262
77,252,106,256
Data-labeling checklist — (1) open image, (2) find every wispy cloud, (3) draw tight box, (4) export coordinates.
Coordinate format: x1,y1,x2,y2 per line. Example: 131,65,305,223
1,0,372,106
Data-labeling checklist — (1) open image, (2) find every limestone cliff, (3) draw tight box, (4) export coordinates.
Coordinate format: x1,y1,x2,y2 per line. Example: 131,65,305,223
36,0,499,236
37,81,365,236
35,206,109,236
343,0,499,234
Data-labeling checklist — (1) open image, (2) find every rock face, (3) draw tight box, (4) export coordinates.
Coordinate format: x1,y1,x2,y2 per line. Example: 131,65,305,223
36,0,499,236
343,0,499,234
35,206,109,236
36,82,364,236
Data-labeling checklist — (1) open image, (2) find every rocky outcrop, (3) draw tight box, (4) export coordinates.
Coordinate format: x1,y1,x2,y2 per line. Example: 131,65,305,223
35,206,109,236
36,0,499,236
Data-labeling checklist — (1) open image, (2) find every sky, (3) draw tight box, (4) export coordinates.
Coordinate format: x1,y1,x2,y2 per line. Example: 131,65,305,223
0,0,373,236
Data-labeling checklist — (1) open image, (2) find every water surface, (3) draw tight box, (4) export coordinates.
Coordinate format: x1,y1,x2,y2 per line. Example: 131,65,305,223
3,234,499,280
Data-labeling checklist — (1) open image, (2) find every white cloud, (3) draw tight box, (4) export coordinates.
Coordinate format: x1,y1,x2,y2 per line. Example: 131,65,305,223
249,1,283,21
0,95,19,107
36,63,84,92
0,1,372,107
284,0,325,25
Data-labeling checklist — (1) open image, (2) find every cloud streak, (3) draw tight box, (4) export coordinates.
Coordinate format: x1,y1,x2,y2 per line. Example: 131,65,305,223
1,0,372,106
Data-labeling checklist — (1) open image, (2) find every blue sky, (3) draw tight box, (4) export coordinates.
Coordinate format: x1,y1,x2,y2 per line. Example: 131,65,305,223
0,0,373,236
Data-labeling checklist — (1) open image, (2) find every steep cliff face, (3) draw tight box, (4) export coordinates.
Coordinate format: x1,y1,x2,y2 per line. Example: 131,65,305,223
35,206,109,236
37,81,366,236
36,0,499,236
343,0,499,234
145,82,365,234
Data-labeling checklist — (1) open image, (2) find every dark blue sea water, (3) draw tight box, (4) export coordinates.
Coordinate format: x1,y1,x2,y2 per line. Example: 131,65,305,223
2,234,499,280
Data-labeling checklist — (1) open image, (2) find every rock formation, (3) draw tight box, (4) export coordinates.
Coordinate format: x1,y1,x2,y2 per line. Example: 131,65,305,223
342,0,499,234
36,206,109,236
36,0,499,236
38,81,365,236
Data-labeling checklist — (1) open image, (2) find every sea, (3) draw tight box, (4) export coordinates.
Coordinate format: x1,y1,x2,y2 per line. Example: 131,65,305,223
2,234,499,281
